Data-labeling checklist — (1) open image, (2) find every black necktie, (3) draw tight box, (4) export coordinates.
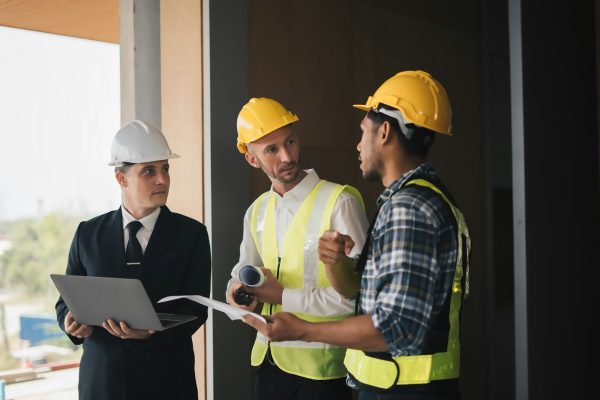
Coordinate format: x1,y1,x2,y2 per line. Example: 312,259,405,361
126,221,143,270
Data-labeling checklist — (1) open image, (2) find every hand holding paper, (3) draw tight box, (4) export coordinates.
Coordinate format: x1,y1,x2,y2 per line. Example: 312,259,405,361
158,295,266,324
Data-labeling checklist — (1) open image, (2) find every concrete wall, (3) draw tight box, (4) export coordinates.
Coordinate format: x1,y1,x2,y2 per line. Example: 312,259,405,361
206,1,254,400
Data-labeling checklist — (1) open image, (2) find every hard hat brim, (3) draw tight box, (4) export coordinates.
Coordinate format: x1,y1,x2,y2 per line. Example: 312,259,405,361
108,153,180,166
353,104,370,112
237,116,299,154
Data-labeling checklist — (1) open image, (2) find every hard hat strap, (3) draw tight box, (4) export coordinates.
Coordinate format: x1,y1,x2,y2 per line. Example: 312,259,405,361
374,107,416,140
113,161,135,169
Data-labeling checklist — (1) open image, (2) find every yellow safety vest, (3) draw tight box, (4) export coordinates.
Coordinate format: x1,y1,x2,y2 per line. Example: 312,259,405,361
344,179,471,389
249,180,364,380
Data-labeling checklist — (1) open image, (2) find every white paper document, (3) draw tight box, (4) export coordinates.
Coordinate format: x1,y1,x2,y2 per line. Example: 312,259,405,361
158,295,266,324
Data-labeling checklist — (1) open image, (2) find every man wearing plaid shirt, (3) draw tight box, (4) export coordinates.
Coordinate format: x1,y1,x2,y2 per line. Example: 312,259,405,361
244,70,471,400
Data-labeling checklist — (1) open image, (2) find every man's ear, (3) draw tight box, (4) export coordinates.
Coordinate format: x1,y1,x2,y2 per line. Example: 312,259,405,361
115,171,127,187
245,152,261,169
379,121,394,145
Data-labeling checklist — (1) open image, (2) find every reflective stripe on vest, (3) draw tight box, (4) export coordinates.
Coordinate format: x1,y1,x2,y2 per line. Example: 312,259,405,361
344,178,471,388
249,180,363,380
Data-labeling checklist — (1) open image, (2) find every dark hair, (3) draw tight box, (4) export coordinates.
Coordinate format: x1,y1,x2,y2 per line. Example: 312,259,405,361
366,105,436,158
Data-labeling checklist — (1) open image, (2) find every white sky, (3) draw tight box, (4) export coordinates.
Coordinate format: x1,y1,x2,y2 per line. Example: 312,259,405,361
0,27,121,220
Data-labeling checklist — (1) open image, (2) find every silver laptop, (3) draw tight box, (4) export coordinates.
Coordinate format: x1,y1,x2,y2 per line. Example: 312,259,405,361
51,274,197,331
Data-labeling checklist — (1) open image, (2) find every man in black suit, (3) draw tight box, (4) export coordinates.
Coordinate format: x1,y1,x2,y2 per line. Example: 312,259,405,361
55,120,211,400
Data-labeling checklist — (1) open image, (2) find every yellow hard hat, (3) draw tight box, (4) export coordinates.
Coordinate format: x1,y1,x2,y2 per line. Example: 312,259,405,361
354,70,452,135
236,98,299,153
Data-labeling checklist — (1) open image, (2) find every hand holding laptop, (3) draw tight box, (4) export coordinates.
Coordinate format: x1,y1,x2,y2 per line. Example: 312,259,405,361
64,310,153,340
64,311,93,339
102,319,154,340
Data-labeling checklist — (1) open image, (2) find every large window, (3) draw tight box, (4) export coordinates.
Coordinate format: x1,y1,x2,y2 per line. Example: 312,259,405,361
0,26,120,399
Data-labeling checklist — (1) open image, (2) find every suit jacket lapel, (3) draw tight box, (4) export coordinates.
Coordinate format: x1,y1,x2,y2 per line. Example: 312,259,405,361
99,208,128,278
137,206,174,283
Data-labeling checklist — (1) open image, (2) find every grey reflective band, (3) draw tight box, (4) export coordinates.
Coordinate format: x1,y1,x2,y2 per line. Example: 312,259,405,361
252,193,270,257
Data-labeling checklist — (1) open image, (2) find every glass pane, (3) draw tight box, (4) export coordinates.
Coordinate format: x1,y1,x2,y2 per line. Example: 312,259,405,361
0,26,120,399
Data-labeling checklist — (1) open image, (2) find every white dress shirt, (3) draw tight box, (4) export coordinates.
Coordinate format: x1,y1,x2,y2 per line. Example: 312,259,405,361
229,169,369,316
121,206,161,253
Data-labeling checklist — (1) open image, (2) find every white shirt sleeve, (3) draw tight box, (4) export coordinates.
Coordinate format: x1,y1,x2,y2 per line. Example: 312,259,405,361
226,206,263,297
330,191,370,258
281,188,369,316
282,287,356,316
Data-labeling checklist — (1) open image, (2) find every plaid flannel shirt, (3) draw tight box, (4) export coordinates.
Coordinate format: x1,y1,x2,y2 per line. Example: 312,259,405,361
359,163,459,357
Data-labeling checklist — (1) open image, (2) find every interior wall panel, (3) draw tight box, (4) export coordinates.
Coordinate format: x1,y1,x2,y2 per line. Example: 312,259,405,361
247,1,487,399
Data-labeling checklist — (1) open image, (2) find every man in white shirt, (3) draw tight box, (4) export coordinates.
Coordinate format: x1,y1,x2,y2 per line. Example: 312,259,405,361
226,98,368,400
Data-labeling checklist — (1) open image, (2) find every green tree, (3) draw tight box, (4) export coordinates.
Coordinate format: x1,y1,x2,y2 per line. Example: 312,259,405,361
0,213,79,294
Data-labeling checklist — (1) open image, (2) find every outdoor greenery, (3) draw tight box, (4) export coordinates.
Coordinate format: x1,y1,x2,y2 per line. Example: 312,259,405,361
0,213,80,294
0,220,14,235
0,213,82,371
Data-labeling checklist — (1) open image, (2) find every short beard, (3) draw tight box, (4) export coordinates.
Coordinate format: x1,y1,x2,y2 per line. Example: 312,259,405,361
362,157,383,182
363,169,381,182
257,158,301,184
275,161,300,183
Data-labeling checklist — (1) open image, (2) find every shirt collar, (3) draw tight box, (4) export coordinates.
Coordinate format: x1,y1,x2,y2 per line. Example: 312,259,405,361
272,169,320,200
121,206,161,231
377,163,437,207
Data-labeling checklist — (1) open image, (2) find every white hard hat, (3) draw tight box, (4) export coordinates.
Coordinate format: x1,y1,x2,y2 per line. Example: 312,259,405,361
108,120,180,166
